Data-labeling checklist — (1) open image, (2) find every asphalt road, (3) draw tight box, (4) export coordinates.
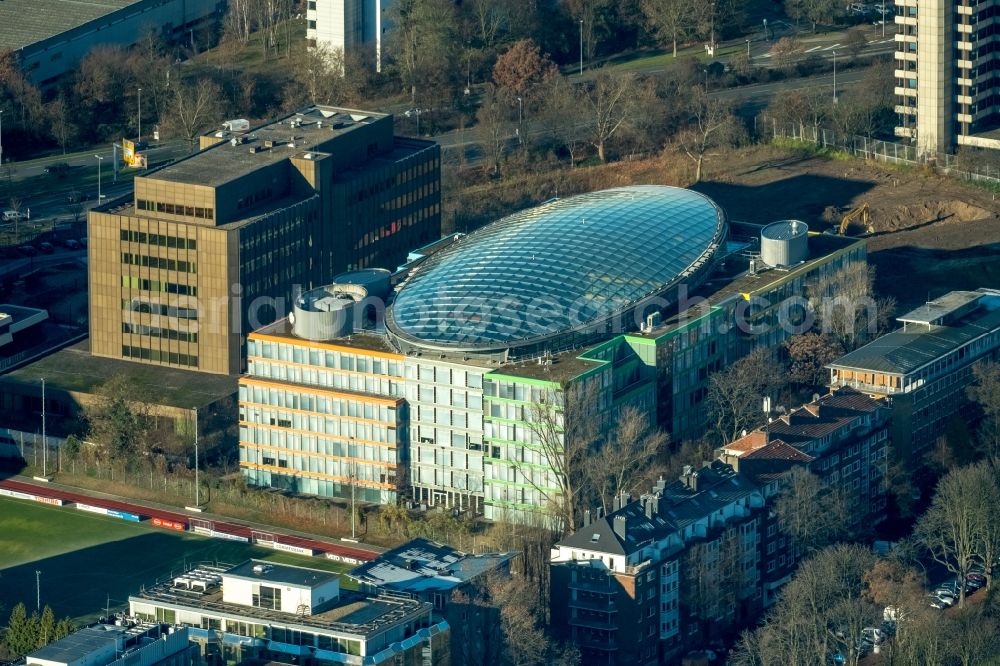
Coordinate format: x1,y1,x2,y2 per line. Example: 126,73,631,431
0,248,87,279
9,25,893,217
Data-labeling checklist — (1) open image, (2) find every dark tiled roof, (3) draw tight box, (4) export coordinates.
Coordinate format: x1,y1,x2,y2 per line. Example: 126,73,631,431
558,461,760,556
828,292,1000,375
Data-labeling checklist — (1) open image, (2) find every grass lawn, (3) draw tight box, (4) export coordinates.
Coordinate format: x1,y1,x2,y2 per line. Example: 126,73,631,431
0,497,354,623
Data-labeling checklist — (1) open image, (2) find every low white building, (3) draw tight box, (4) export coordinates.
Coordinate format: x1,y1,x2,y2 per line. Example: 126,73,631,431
129,560,447,665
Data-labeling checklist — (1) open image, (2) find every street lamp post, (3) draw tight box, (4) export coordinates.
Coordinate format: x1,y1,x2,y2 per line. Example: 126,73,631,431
95,154,104,200
516,96,523,145
41,378,46,477
832,51,838,104
746,38,751,58
137,87,142,143
35,570,41,611
194,420,200,507
579,19,584,75
881,0,886,38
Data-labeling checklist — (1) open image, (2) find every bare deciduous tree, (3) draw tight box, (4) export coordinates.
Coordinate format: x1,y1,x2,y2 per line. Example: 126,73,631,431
775,467,854,555
166,78,225,147
588,406,668,514
914,464,987,607
476,85,511,177
640,0,694,57
582,69,645,162
707,347,785,444
676,86,739,182
517,382,602,534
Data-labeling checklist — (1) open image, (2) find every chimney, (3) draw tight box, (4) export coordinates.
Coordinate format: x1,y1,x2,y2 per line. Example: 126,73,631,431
644,497,654,519
612,495,621,512
583,509,591,527
682,466,700,492
619,490,629,509
613,515,627,541
596,506,604,520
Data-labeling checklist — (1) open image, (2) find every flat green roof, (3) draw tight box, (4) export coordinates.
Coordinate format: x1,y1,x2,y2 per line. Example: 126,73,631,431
0,0,137,51
2,340,236,410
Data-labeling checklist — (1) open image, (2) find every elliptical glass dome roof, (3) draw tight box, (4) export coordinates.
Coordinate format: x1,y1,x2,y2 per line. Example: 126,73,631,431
386,185,727,357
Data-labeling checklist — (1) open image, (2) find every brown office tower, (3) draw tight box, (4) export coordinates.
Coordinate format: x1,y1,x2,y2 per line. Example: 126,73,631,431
88,106,441,375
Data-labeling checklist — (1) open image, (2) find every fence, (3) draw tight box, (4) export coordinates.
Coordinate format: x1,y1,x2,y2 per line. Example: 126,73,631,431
768,122,1000,187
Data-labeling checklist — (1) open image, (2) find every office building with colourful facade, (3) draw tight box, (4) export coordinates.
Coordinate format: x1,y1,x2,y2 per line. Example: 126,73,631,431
239,186,867,522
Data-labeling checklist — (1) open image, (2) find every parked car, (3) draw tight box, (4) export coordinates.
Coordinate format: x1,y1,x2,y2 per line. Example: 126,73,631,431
928,594,948,610
66,191,89,203
16,245,37,257
932,589,957,606
43,162,70,176
38,242,54,254
63,239,80,250
966,573,985,589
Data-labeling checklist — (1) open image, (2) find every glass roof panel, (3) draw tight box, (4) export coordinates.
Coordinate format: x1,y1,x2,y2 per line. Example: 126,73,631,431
387,185,726,350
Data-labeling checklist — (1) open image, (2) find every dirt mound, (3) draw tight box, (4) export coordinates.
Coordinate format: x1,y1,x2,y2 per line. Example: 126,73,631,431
872,200,996,233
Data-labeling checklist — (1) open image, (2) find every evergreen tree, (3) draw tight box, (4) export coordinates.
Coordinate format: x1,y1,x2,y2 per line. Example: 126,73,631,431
5,602,39,657
54,617,75,641
38,606,56,648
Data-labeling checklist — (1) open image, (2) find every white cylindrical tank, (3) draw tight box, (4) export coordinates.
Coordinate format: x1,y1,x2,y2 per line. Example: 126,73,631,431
760,220,809,267
291,284,367,341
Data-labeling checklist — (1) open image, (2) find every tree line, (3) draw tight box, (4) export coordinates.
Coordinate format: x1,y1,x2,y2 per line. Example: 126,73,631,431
1,603,74,660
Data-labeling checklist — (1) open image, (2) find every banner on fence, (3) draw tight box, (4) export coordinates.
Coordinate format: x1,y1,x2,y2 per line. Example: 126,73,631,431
269,541,315,557
324,552,362,565
207,530,249,543
0,488,35,501
34,496,65,506
152,517,187,531
76,503,109,516
106,508,142,522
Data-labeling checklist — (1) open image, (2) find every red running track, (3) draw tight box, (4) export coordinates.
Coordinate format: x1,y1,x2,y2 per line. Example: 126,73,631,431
0,478,376,563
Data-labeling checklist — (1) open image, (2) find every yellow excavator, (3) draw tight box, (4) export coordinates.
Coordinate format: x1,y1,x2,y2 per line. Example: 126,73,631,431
839,202,872,236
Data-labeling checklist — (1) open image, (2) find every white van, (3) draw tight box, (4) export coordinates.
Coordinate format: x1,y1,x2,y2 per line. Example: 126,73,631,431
2,210,27,222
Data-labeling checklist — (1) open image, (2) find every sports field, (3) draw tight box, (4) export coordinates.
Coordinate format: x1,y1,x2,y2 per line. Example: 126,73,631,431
0,497,353,623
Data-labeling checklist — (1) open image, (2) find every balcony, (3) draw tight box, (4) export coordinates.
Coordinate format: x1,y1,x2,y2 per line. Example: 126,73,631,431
569,579,616,594
570,616,619,631
569,596,617,612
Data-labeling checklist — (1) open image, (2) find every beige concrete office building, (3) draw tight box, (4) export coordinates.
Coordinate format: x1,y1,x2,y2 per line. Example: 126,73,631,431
894,0,1000,154
88,106,440,376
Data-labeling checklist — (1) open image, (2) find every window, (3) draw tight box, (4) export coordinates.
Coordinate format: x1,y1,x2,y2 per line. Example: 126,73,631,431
253,585,282,610
307,19,316,28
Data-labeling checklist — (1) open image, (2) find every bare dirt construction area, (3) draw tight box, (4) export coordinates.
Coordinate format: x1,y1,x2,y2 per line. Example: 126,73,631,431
690,150,1000,310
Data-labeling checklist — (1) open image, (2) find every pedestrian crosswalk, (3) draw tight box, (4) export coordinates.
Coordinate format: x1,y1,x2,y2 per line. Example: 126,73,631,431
756,37,893,58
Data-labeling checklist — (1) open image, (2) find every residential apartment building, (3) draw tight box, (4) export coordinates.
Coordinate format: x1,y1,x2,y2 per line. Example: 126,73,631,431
828,289,1000,472
128,560,447,666
238,187,866,523
894,0,1000,154
549,462,765,665
89,105,440,375
306,0,390,71
718,387,891,606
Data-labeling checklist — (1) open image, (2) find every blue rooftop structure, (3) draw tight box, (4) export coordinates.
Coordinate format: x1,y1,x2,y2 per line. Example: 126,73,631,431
385,185,727,359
